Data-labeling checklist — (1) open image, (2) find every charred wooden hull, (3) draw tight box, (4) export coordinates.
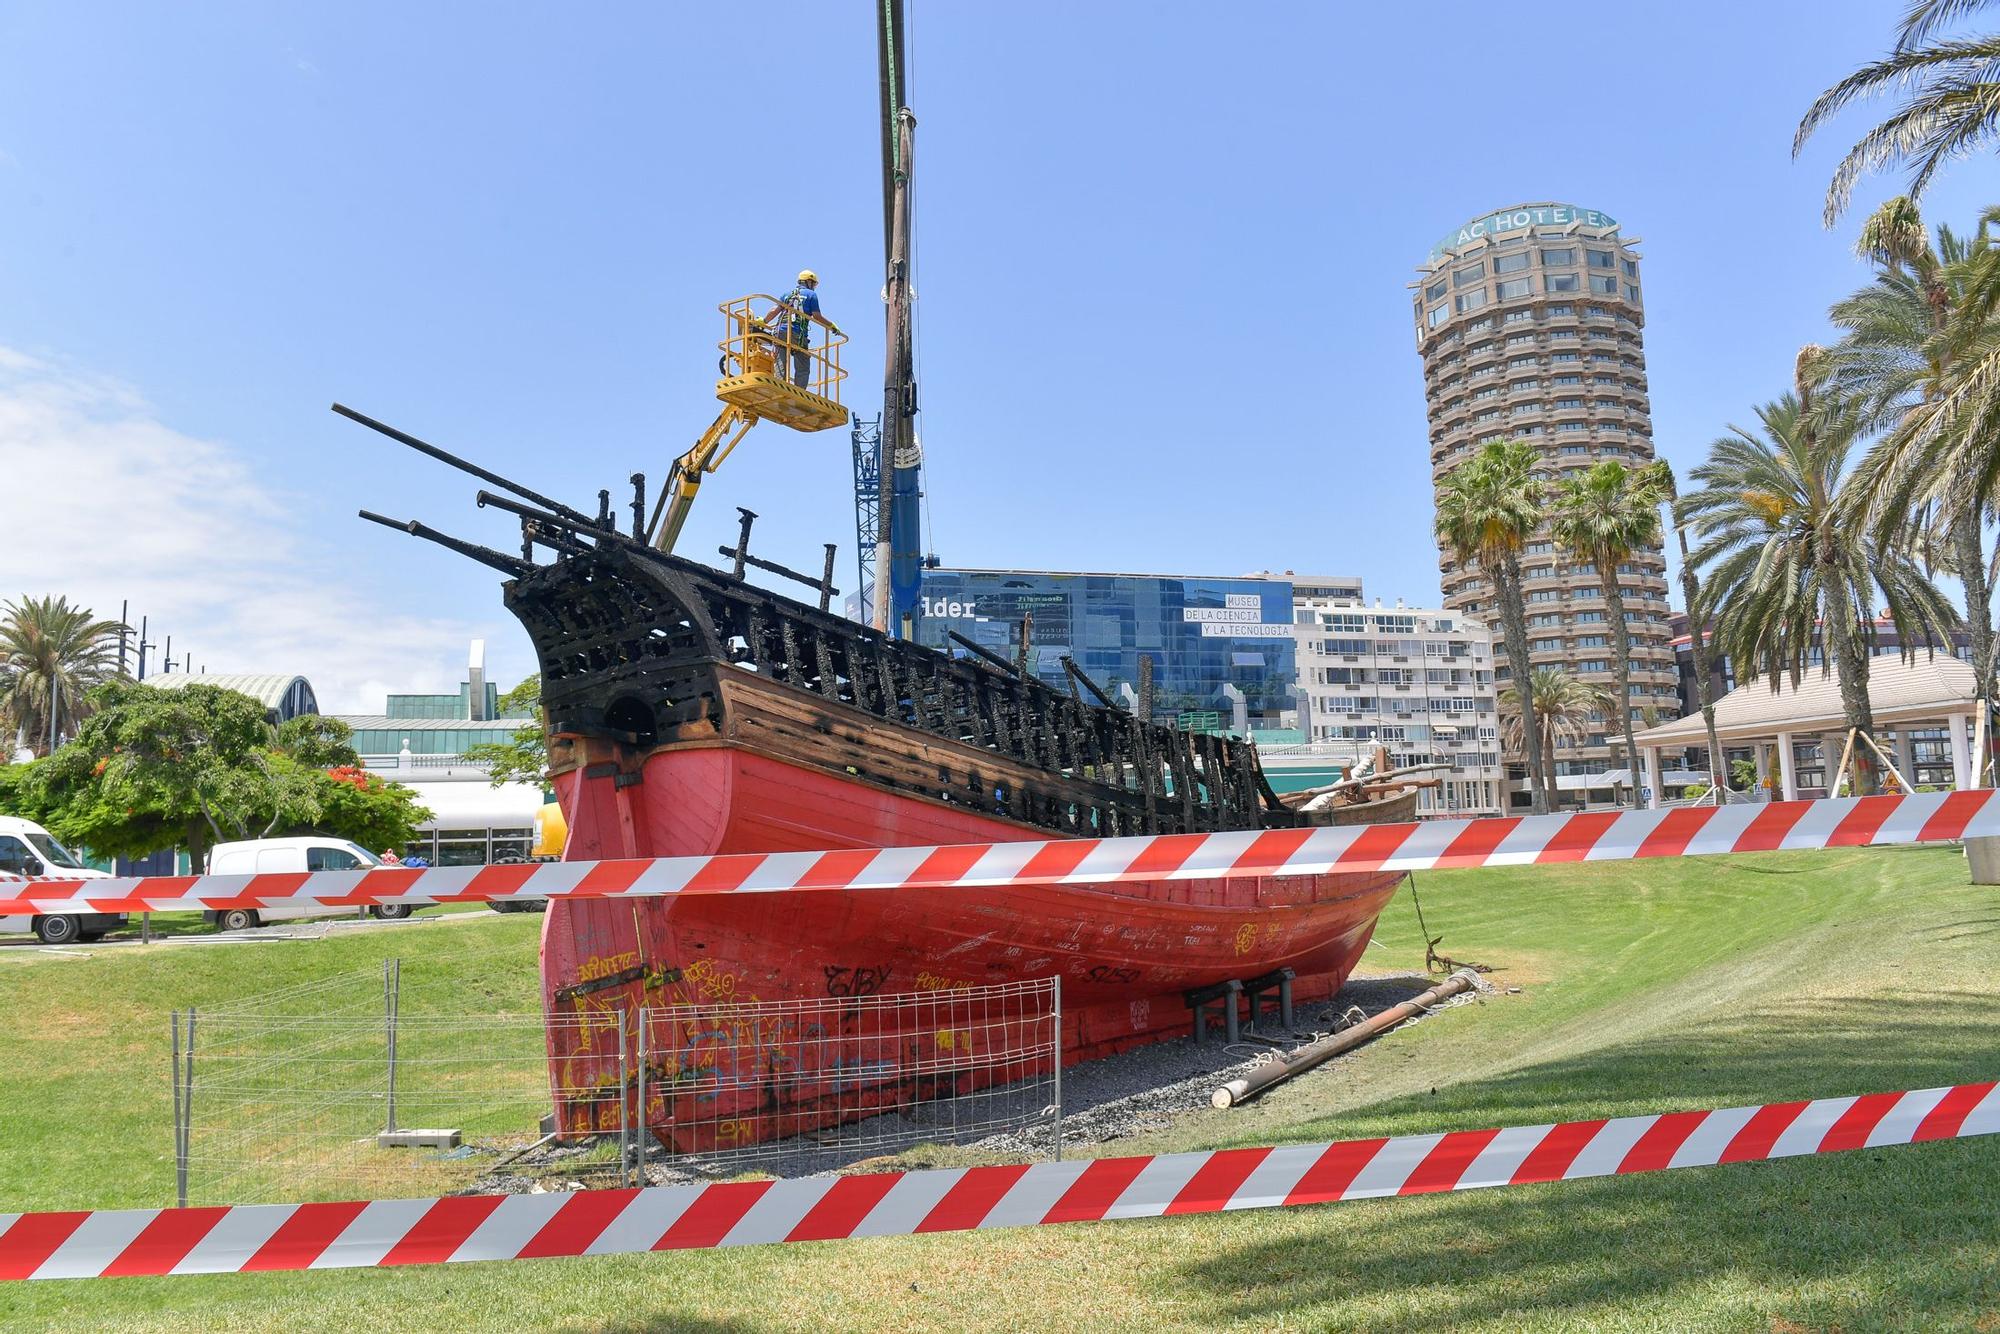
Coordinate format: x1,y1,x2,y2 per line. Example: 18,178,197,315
507,544,1286,840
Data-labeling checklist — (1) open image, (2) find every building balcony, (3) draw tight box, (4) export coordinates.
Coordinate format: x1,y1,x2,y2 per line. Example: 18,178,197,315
361,752,498,780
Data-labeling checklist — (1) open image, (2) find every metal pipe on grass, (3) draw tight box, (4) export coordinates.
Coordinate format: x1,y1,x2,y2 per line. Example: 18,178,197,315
1210,971,1478,1109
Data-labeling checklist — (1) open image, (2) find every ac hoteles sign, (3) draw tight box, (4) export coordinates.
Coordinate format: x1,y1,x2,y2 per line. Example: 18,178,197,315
1429,203,1618,261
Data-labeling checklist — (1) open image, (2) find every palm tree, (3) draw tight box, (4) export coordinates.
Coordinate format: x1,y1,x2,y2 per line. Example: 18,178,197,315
1680,353,1959,795
1548,460,1670,807
1796,1,2000,223
1657,463,1733,802
1436,440,1551,814
1500,667,1614,809
0,596,127,757
1830,197,1997,696
1837,208,2000,668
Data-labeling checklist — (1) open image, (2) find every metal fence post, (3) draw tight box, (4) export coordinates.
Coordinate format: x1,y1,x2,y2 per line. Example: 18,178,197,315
1051,975,1063,1162
384,958,400,1134
616,1010,630,1188
182,1007,198,1206
171,1011,186,1208
634,1009,648,1190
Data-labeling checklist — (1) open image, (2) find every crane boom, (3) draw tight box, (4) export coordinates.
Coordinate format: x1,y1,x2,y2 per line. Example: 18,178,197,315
872,0,924,636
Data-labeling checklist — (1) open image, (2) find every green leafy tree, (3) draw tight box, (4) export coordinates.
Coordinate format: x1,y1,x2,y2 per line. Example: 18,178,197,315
462,675,549,788
1796,0,2000,222
1680,353,1959,796
32,682,430,863
0,595,125,757
36,680,281,860
1499,667,1615,808
314,767,433,854
275,715,364,769
1436,440,1551,814
0,754,49,819
1548,460,1670,807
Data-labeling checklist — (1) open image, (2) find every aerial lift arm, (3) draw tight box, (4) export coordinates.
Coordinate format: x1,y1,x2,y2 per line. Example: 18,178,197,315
648,294,849,555
649,403,759,552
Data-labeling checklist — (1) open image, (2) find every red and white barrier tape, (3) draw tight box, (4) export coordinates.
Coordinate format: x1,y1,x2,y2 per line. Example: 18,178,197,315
4,790,1995,917
2,1080,1992,1281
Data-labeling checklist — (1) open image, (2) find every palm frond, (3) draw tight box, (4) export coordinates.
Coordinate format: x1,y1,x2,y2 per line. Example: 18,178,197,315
1899,0,2000,49
1798,35,2000,221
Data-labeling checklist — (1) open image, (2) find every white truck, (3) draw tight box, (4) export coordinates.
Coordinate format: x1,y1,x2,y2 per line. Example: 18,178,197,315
0,816,127,944
202,837,422,931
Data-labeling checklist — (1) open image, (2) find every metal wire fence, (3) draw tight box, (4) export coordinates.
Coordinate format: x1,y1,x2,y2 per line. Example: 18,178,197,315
628,977,1061,1180
172,961,610,1206
172,965,1060,1205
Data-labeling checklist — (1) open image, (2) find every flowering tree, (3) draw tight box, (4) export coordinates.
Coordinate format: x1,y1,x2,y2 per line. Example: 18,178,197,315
8,683,430,863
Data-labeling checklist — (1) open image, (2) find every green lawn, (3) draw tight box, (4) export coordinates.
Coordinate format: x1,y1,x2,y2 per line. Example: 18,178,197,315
0,910,547,1211
1,845,1996,1331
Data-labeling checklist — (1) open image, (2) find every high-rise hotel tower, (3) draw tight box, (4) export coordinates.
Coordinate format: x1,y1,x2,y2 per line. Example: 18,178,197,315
1412,203,1680,786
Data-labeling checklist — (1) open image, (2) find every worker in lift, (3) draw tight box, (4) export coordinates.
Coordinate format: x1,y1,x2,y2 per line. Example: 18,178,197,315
774,269,841,389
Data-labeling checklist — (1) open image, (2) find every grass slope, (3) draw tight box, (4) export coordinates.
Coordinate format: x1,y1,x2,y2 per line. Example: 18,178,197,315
0,913,546,1211
1,845,1996,1331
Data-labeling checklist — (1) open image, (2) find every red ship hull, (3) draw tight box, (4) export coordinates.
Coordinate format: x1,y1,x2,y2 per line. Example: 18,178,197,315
540,744,1405,1148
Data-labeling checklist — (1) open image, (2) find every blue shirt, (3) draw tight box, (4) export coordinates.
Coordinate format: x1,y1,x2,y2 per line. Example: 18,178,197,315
778,284,820,345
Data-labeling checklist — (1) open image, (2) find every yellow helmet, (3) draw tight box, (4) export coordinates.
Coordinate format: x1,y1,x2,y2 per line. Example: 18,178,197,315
797,269,818,286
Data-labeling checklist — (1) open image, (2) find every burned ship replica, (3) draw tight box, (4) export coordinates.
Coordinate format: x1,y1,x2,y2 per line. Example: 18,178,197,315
342,0,1417,1156
343,395,1417,1152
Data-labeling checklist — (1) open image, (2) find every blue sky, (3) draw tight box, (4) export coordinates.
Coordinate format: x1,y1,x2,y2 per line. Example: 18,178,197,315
3,2,1996,708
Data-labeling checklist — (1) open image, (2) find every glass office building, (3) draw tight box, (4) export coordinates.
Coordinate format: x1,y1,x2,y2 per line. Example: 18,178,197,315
910,569,1300,728
330,644,546,867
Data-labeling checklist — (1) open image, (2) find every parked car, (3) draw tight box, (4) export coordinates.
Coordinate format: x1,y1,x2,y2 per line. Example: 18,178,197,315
0,816,127,944
203,837,424,931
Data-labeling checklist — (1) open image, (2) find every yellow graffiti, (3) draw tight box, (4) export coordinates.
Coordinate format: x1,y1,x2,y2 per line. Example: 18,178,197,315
714,1119,756,1143
1232,923,1258,956
565,991,627,1055
915,969,976,992
933,1027,973,1052
681,957,741,1000
576,949,641,984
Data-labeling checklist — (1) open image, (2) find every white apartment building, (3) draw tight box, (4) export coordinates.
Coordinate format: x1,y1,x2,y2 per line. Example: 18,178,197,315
1293,589,1505,818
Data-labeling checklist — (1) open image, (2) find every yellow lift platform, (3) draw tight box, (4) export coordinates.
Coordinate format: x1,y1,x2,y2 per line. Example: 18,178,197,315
650,293,849,553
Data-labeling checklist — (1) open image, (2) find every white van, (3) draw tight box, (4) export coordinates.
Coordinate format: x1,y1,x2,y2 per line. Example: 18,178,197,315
203,837,423,931
0,816,127,944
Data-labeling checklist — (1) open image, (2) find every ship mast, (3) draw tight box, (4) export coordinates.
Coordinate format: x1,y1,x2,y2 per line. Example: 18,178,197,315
872,0,920,635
